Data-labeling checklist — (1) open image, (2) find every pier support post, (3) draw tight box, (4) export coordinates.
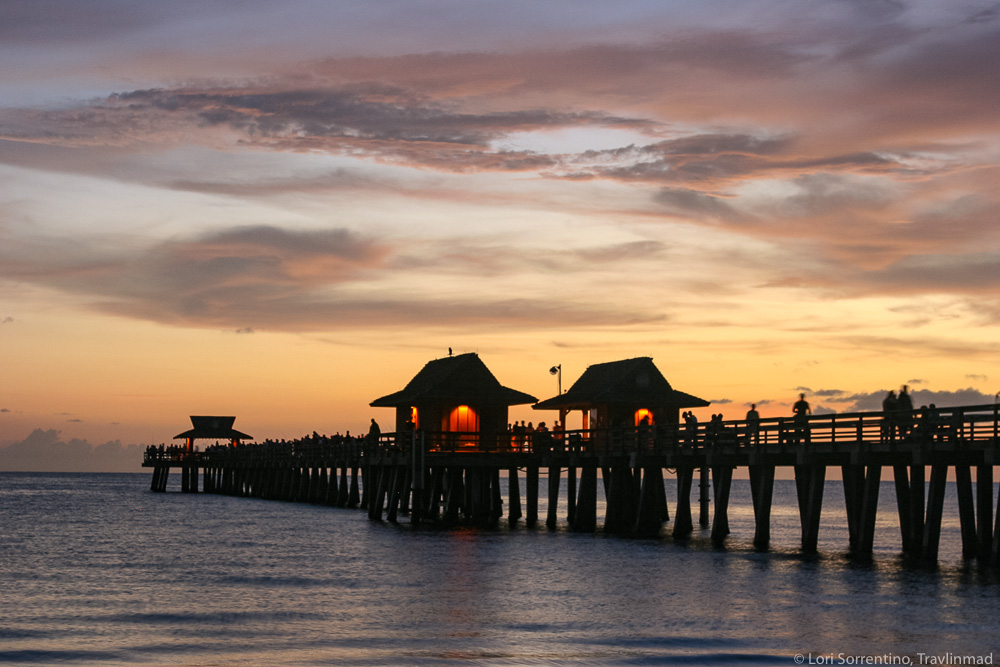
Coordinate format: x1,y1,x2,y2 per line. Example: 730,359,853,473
604,466,635,535
711,466,733,545
490,468,503,524
546,465,561,530
508,467,522,525
749,465,775,551
855,465,882,558
348,467,360,508
369,461,389,521
672,466,694,539
891,465,912,554
444,467,464,521
425,467,444,520
992,478,1000,566
922,464,948,563
386,465,406,523
977,464,993,561
956,465,977,559
526,466,539,528
634,466,665,537
795,464,826,554
698,466,710,528
330,467,339,503
910,465,925,559
566,465,577,526
844,465,865,552
573,464,598,532
359,463,370,510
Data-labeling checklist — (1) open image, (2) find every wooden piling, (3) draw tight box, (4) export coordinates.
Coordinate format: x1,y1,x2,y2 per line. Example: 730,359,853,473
673,466,694,539
573,464,598,532
698,465,710,528
910,464,925,559
348,467,360,508
426,467,443,520
634,466,665,537
977,464,993,561
795,464,826,554
711,466,733,545
749,464,775,551
955,465,977,559
856,465,882,557
566,465,577,526
546,465,561,530
490,468,503,523
526,466,539,528
922,464,948,562
508,467,522,525
891,465,911,554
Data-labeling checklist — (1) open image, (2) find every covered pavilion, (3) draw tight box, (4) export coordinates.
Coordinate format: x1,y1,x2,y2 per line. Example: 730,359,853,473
174,416,253,451
532,357,709,430
370,352,536,450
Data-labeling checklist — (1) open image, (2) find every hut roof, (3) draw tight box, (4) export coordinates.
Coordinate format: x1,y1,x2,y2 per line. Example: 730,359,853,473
533,357,709,411
173,416,253,441
370,353,537,408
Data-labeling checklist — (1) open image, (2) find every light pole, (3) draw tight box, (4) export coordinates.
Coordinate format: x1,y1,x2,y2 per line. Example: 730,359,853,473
549,364,562,395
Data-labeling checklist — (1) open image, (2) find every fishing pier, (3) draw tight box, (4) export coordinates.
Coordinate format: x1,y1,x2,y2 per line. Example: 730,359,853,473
142,354,1000,566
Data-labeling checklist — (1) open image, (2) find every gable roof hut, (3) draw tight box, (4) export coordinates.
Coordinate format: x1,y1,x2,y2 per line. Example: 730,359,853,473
370,353,536,450
174,416,252,450
533,357,709,430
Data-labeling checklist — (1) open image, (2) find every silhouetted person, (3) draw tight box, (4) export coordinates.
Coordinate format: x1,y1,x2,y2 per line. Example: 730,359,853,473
882,390,898,442
684,410,699,445
897,385,913,438
553,419,566,451
793,393,811,444
366,418,381,450
745,404,760,444
708,414,723,442
924,403,941,442
637,414,651,449
535,422,551,454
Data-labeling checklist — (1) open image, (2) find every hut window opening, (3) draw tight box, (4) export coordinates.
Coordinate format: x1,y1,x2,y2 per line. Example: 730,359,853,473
447,405,479,432
634,408,654,426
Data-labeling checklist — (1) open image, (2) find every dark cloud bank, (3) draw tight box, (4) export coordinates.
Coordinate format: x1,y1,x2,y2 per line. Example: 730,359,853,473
0,429,145,472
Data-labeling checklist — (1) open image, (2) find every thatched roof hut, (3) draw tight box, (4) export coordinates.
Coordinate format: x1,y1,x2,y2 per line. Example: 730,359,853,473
533,357,709,429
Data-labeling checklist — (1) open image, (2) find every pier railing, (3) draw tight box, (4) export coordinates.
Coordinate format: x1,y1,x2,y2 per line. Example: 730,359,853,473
143,402,1000,466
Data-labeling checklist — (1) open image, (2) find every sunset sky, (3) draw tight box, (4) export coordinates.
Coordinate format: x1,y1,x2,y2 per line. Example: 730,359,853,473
2,0,1000,470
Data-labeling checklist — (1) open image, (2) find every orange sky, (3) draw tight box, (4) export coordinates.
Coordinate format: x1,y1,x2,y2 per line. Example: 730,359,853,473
2,1,1000,470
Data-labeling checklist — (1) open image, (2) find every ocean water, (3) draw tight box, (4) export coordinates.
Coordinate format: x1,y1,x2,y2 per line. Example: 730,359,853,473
2,472,999,666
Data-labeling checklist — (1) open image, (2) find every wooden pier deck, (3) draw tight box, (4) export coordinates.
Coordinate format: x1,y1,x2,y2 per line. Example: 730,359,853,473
143,403,1000,565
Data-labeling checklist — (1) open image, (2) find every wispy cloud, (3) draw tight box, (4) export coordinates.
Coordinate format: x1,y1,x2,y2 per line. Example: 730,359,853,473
0,3,997,327
0,224,664,331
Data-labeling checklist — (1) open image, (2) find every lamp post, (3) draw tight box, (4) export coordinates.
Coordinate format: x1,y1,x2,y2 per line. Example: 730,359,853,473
549,364,562,395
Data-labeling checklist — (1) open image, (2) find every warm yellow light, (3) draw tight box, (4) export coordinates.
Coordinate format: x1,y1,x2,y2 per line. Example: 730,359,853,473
447,405,479,432
634,409,653,426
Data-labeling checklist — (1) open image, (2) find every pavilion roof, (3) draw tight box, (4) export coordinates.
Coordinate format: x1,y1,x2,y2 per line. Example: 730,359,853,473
533,357,710,411
173,416,253,441
370,353,537,408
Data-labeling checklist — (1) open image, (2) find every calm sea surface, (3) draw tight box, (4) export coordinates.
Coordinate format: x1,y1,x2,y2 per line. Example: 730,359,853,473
2,472,999,666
